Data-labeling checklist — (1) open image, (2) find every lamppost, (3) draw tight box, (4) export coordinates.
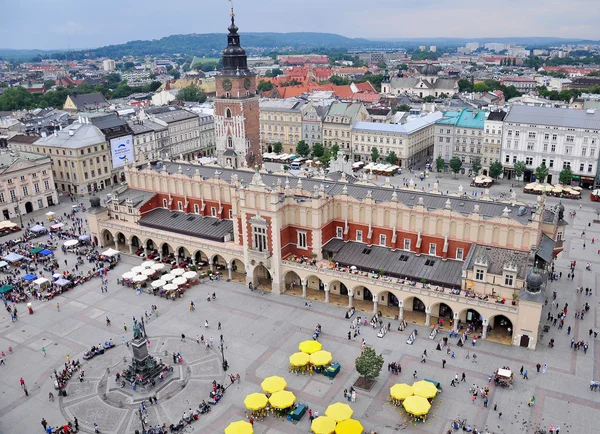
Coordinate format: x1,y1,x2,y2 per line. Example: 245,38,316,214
135,407,147,434
219,339,228,371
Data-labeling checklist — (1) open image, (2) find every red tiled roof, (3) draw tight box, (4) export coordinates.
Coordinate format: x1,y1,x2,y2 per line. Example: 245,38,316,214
355,82,376,92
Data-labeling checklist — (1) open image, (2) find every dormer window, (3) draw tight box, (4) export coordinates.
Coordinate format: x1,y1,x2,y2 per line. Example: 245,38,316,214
475,268,485,281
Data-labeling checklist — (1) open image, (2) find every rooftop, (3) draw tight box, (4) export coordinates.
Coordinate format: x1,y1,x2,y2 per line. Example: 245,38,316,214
465,243,529,279
259,98,307,112
505,105,600,129
138,208,233,243
114,188,156,209
33,123,106,149
353,112,443,134
146,106,198,123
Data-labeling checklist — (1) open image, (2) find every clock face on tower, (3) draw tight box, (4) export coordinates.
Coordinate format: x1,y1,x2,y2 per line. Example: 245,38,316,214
222,79,232,91
244,78,251,90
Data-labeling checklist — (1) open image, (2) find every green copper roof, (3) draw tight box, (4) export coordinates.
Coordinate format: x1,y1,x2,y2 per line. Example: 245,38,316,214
435,109,486,129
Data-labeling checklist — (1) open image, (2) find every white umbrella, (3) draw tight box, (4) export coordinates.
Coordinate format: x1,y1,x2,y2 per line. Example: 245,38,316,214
63,240,78,247
173,276,187,286
122,271,137,280
162,274,175,282
141,268,155,276
52,273,61,279
183,271,198,280
131,266,146,274
141,260,155,268
350,265,357,270
163,283,178,291
132,274,147,283
151,279,166,288
151,263,165,271
171,268,185,276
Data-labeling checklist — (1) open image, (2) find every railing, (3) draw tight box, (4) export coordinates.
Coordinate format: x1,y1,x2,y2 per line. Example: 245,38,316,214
282,260,519,314
100,220,243,257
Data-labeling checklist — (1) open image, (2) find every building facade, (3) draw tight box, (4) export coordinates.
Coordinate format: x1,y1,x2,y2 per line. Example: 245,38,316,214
482,111,506,175
351,112,441,165
435,109,486,172
88,162,562,350
501,105,600,186
322,102,370,152
214,13,260,168
381,65,459,98
301,102,327,149
259,98,307,154
0,150,58,220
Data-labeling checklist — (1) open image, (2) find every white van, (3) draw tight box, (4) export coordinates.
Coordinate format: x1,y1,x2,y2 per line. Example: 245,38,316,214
290,160,304,170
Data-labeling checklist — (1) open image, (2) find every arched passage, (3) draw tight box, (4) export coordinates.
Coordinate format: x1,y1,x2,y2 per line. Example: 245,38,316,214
131,236,141,255
145,239,158,259
115,232,127,251
375,290,400,318
459,308,483,336
229,258,245,283
193,250,209,270
352,285,375,314
305,274,325,302
253,264,271,292
211,254,227,274
176,247,191,266
101,229,114,248
327,279,348,306
487,315,513,345
430,302,454,329
403,296,427,325
161,242,173,262
283,270,301,295
25,202,33,213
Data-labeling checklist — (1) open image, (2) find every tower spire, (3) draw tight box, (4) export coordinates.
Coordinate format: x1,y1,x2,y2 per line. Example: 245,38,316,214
229,0,235,23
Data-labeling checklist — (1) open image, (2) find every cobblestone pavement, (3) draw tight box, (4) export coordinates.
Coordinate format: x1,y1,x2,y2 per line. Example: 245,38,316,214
0,188,599,434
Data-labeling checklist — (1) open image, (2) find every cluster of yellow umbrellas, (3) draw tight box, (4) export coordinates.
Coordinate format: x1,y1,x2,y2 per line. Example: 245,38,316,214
402,395,431,416
310,403,363,434
224,420,253,434
390,381,437,416
299,340,322,354
293,340,332,367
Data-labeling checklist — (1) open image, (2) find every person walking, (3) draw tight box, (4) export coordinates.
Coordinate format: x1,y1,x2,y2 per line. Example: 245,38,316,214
41,418,48,431
56,302,60,312
461,372,466,382
442,359,446,369
181,333,186,343
494,401,498,411
542,364,547,374
413,370,417,379
523,370,529,379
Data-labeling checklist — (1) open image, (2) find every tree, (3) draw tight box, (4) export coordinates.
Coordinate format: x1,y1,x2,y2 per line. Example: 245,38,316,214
257,80,273,92
170,70,181,80
43,79,56,90
319,148,332,168
312,142,325,158
176,86,207,103
272,142,283,154
423,95,435,102
473,82,490,93
396,104,411,112
355,347,384,383
331,144,340,158
265,68,283,78
385,151,398,165
471,157,482,176
435,156,445,173
296,140,310,157
513,161,526,184
489,161,503,179
376,60,387,69
535,163,549,183
559,166,574,185
449,157,462,179
371,147,380,163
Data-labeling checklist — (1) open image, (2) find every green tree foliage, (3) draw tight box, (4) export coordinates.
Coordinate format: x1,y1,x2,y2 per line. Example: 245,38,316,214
312,142,325,158
458,78,473,92
423,95,435,102
257,80,273,92
176,86,207,102
331,144,340,158
170,70,181,80
265,68,283,78
435,156,445,173
410,50,440,61
513,161,526,184
272,142,283,154
471,157,482,176
319,148,332,168
296,140,310,157
385,151,398,165
329,75,350,86
280,79,302,87
535,163,549,183
396,104,412,112
106,73,122,88
371,147,380,163
489,161,503,179
473,82,489,93
449,157,462,179
355,347,384,382
376,60,387,69
559,166,573,185
43,79,56,89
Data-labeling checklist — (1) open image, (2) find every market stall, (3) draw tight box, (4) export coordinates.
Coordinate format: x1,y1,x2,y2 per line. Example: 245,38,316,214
0,285,14,294
45,211,56,222
493,368,514,388
29,225,48,236
22,273,37,282
39,249,53,257
0,261,9,271
269,390,296,416
3,252,24,263
33,277,50,291
55,278,71,289
244,392,269,419
50,223,65,231
63,240,79,249
101,248,120,257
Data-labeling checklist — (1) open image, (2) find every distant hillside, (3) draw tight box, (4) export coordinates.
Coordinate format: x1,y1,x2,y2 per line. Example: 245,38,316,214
50,32,382,60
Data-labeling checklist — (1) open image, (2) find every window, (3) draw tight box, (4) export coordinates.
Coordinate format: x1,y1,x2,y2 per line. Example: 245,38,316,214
9,190,15,201
356,230,363,242
429,243,436,256
211,207,216,217
582,147,587,156
549,159,554,168
580,163,585,172
252,226,267,252
543,143,548,152
227,137,233,148
504,274,514,286
336,227,343,238
456,248,464,260
551,144,556,152
475,269,484,281
297,231,307,249
404,239,411,250
552,134,557,141
22,186,28,196
44,180,49,190
544,133,549,140
228,210,233,219
528,132,536,139
34,183,39,193
0,193,4,203
162,199,168,208
589,164,594,173
177,201,183,211
591,148,596,157
526,157,533,165
225,108,232,118
563,161,571,169
566,135,574,143
379,234,386,246
20,175,25,181
565,146,572,154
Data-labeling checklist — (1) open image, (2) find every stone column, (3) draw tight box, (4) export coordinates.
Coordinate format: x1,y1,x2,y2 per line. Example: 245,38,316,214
482,318,489,339
159,251,163,261
227,265,233,281
301,278,307,299
372,296,378,314
398,303,404,321
114,240,119,251
425,306,431,326
348,290,354,308
453,312,460,333
323,283,330,303
128,243,133,254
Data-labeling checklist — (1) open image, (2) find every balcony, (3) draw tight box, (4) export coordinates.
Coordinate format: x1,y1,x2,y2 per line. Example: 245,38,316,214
282,260,519,314
248,248,272,268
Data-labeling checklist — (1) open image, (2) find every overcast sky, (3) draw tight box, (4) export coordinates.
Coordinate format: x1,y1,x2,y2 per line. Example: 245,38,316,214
3,0,600,50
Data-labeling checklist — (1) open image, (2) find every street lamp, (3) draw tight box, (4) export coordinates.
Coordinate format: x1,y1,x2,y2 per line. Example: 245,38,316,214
219,340,228,371
135,407,147,434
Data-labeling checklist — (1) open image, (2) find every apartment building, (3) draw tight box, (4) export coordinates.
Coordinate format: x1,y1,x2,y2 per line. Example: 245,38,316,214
434,109,486,173
301,102,329,148
482,111,506,175
351,112,442,165
501,105,600,187
322,102,370,152
259,98,307,154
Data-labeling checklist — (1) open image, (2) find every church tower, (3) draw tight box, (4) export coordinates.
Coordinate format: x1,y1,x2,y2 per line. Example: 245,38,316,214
214,5,261,168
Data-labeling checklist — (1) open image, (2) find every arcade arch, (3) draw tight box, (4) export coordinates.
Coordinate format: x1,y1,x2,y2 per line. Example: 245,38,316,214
488,315,513,345
253,264,272,292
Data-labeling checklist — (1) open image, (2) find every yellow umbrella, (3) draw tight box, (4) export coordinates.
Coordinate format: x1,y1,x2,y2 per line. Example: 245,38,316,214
261,376,287,394
244,392,268,411
310,350,333,366
299,340,323,354
390,383,414,400
402,395,431,416
412,380,438,399
311,416,337,434
289,352,310,366
269,390,296,409
224,420,254,434
335,419,364,434
325,402,353,422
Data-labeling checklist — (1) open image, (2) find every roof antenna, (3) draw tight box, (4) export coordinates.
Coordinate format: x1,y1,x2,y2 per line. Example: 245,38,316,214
229,0,235,22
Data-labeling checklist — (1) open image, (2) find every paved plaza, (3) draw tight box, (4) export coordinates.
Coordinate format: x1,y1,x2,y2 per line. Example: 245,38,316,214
0,178,599,434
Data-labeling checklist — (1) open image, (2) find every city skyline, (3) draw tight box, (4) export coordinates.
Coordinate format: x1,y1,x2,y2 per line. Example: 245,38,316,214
3,0,600,50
